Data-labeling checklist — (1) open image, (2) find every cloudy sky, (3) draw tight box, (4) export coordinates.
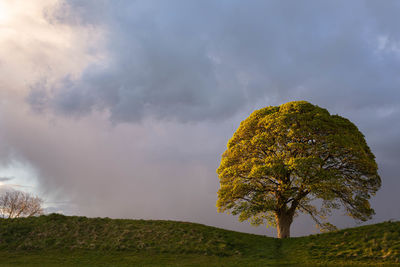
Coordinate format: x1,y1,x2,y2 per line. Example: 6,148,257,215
0,0,399,237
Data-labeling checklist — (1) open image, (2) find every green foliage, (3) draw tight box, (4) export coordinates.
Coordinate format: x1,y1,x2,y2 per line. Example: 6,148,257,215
217,101,381,233
0,215,399,266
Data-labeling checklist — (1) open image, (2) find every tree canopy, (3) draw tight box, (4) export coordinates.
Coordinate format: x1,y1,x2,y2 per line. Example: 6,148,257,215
0,190,44,219
217,101,381,238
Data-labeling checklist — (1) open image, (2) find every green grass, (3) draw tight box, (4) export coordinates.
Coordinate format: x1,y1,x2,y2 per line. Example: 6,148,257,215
0,214,399,266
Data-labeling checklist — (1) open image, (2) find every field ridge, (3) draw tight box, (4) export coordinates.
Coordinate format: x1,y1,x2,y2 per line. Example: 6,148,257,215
0,214,399,266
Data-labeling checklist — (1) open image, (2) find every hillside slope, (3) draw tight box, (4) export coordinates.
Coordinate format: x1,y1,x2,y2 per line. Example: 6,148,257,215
0,214,399,266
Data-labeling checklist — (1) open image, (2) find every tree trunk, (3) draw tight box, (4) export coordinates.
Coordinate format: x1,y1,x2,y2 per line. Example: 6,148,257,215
275,212,294,238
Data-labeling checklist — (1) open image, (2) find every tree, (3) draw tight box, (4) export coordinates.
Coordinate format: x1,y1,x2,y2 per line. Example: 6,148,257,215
0,190,44,218
217,101,381,238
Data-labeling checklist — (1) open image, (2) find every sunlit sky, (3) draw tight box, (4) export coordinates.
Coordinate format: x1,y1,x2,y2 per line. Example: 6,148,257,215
1,0,400,237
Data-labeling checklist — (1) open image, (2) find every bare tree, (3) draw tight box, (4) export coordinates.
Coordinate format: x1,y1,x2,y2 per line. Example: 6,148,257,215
0,190,44,218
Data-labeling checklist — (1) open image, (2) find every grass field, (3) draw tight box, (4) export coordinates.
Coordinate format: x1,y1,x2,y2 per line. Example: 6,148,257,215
0,214,399,266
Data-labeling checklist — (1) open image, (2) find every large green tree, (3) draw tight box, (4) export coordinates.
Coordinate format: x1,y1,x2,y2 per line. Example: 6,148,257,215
217,101,381,238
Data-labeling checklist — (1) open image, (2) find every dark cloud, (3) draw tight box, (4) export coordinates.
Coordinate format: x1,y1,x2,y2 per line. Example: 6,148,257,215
0,177,13,182
29,0,400,123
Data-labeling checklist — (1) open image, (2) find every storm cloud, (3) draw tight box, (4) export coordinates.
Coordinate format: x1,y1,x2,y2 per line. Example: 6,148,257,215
0,177,13,182
1,0,400,236
28,0,400,122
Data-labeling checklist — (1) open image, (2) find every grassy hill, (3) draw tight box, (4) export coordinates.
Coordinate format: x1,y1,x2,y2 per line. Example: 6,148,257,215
0,214,399,266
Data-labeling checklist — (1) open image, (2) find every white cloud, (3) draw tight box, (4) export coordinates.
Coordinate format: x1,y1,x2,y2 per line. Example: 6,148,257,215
0,0,105,103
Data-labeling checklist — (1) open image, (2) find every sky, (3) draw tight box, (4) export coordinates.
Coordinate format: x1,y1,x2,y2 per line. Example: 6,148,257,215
0,0,400,237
